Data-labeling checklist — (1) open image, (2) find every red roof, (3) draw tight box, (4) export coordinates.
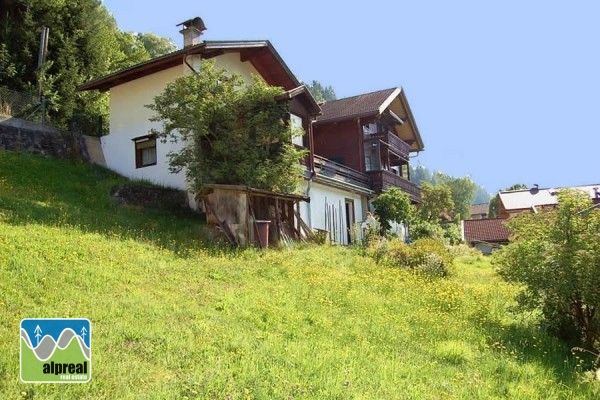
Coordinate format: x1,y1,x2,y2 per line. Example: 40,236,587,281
316,88,398,124
463,218,510,243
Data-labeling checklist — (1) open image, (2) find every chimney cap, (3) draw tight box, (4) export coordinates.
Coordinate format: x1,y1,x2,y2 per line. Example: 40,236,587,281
177,17,206,32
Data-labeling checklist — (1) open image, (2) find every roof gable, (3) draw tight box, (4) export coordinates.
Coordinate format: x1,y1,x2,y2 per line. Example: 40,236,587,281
316,88,398,123
315,87,424,152
78,40,299,92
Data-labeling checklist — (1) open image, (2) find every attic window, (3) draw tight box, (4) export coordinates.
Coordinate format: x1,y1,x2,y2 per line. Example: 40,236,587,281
133,134,157,168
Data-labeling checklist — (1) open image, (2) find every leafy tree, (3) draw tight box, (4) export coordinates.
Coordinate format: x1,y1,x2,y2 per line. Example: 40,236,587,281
409,165,432,186
0,0,123,126
147,61,306,194
433,172,477,220
372,187,415,236
306,80,336,102
137,33,177,58
495,190,600,349
418,182,454,222
473,186,491,205
488,184,527,218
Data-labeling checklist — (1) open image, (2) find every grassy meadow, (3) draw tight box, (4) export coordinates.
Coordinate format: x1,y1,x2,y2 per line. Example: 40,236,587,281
1,151,599,399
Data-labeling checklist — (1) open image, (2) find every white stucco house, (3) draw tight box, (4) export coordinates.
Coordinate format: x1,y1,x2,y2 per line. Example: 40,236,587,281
79,17,386,244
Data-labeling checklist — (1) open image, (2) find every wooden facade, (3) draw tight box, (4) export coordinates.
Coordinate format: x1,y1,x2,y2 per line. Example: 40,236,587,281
198,184,313,247
314,116,421,203
312,88,424,203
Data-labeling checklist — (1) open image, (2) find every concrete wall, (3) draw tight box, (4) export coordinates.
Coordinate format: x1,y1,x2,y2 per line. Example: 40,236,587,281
0,114,80,159
299,180,369,245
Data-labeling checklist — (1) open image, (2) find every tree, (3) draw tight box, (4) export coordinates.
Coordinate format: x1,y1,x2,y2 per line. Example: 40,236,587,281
306,80,336,102
473,186,491,205
372,187,415,236
409,165,432,186
147,61,306,194
495,190,600,349
418,182,454,222
488,184,527,218
0,1,176,129
137,33,177,58
0,0,124,126
433,172,477,220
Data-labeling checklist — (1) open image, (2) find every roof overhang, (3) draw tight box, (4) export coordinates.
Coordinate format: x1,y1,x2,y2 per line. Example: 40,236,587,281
78,40,300,93
276,85,322,117
198,184,309,202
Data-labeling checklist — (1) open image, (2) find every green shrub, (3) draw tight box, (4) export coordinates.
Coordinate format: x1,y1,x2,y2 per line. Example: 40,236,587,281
411,238,455,277
366,237,454,277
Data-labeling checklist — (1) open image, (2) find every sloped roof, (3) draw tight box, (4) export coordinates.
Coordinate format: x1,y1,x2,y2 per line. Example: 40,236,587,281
470,203,489,216
315,87,425,151
316,88,398,123
498,184,600,211
463,218,510,243
78,40,300,92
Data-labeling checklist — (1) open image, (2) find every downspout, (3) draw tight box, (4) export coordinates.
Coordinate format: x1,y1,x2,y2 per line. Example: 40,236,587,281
183,54,199,74
306,117,317,228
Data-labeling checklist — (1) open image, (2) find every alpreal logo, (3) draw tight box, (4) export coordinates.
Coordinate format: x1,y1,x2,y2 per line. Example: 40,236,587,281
20,318,91,383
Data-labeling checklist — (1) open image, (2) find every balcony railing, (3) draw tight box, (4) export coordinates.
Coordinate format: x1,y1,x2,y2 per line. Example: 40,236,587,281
313,155,370,189
367,170,421,203
365,132,410,159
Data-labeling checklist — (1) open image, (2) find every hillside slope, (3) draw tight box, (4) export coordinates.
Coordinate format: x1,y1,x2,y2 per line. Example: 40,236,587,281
0,151,597,399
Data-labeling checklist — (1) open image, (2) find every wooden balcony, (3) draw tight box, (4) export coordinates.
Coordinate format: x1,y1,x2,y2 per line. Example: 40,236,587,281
367,170,421,203
365,132,410,159
313,155,370,189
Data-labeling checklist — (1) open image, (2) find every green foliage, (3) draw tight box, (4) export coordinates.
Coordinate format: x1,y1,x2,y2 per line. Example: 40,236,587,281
148,61,306,193
433,172,477,220
488,195,499,218
372,187,414,235
0,0,176,128
306,80,336,102
367,237,454,277
495,190,600,349
136,32,177,58
419,181,454,222
473,186,491,204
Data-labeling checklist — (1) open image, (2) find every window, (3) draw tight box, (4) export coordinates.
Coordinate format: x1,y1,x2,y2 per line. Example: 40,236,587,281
133,135,157,168
290,113,304,147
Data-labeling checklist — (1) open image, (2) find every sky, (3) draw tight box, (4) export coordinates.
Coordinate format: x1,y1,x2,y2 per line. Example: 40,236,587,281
102,0,599,194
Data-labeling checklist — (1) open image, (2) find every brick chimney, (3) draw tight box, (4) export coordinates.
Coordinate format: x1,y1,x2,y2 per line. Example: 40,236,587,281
177,17,206,48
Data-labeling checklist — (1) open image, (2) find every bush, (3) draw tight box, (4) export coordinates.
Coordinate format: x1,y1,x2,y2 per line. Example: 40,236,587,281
366,237,454,277
411,238,455,277
494,190,600,349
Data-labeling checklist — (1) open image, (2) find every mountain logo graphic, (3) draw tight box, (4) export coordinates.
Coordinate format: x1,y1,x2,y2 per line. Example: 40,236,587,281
20,318,91,383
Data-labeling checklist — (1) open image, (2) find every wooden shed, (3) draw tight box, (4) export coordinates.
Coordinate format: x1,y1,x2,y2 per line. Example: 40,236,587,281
197,184,313,247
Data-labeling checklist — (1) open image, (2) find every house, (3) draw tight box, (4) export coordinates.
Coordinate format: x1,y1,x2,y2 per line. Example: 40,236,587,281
79,17,320,208
469,203,489,219
461,218,510,255
312,88,424,203
79,17,423,245
496,184,600,219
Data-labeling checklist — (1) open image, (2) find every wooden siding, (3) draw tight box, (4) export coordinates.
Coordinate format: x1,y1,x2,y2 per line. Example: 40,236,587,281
313,119,361,171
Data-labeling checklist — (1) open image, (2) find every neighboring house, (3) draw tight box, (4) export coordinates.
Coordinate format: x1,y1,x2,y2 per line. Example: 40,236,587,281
304,88,426,244
496,184,600,219
79,17,425,245
312,88,424,203
461,218,510,255
469,203,489,219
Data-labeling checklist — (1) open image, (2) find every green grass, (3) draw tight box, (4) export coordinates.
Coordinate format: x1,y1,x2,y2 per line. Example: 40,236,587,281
1,151,600,399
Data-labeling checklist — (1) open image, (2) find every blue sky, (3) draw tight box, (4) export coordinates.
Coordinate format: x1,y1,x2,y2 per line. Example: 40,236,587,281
102,0,599,194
